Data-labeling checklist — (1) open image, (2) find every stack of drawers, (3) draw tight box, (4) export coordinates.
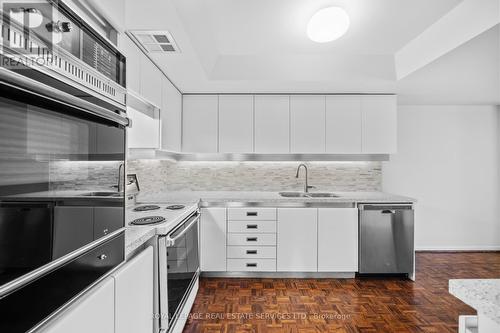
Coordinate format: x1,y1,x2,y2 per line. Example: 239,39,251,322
226,208,277,272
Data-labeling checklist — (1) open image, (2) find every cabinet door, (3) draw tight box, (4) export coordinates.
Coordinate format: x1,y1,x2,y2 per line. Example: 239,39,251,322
218,95,254,153
113,247,154,333
361,95,397,153
254,95,290,153
325,96,362,153
200,208,226,271
40,278,115,333
290,96,325,153
277,208,317,272
140,55,162,107
182,95,219,153
127,106,160,149
119,35,141,95
318,208,358,272
161,76,182,152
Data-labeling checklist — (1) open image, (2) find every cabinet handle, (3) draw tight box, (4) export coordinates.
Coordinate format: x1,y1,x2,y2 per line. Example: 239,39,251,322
246,224,258,229
246,212,258,216
246,250,257,254
98,254,107,260
246,263,257,267
246,237,258,242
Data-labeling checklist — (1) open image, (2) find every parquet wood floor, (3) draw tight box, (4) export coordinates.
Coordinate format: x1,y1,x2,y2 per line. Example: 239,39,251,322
183,252,500,333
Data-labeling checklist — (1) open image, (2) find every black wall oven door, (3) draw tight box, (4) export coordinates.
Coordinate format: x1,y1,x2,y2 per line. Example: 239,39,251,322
0,75,126,332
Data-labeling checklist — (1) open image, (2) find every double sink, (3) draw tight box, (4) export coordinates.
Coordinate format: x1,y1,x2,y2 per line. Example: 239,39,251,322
279,192,340,198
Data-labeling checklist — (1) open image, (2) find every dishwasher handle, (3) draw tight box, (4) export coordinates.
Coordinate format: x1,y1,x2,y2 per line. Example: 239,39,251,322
359,204,413,211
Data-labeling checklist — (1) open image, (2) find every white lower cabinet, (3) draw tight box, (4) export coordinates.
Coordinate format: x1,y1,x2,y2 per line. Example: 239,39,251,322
40,278,115,333
112,246,154,333
318,208,359,272
201,206,360,274
277,208,318,272
200,208,227,271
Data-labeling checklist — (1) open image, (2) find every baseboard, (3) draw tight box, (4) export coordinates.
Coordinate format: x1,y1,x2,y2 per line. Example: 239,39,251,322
416,246,500,252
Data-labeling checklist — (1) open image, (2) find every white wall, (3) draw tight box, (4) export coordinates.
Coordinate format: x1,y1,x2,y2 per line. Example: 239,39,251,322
383,105,500,250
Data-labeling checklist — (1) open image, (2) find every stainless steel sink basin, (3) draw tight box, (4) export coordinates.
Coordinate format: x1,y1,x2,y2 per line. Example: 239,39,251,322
307,193,340,198
279,192,311,198
79,191,124,197
279,192,339,198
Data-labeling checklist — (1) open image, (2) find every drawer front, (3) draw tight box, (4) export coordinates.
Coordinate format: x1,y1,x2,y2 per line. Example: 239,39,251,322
227,246,276,259
227,208,276,221
227,233,276,246
227,259,276,272
228,220,276,233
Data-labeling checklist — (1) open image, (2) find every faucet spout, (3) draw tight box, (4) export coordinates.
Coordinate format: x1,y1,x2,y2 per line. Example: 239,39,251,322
296,163,314,193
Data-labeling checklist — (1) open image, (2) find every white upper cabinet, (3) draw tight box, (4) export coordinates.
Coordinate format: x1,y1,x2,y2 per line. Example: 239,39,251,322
179,94,397,155
161,76,182,152
290,95,326,153
326,96,362,153
182,95,219,153
218,95,254,153
254,95,290,153
127,106,160,149
277,208,318,272
119,35,141,95
362,95,397,154
40,278,115,333
318,208,359,272
112,247,154,333
140,55,162,107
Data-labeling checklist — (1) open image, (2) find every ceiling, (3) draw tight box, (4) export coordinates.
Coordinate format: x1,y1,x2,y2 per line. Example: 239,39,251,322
124,0,499,104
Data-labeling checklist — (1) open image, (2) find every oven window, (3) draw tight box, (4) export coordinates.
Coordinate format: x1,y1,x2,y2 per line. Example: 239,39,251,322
0,92,125,196
167,218,199,323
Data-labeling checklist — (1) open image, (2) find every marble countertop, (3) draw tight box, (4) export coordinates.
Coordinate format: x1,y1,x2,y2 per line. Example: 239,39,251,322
449,279,500,325
138,191,416,205
125,202,199,258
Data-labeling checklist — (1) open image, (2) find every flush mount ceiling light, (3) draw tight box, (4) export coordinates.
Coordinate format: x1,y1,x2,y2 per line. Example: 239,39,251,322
307,7,350,43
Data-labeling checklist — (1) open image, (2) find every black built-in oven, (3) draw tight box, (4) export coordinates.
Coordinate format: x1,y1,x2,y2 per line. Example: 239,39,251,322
0,40,127,333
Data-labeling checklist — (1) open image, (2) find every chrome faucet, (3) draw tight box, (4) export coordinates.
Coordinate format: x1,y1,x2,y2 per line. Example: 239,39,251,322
296,163,315,193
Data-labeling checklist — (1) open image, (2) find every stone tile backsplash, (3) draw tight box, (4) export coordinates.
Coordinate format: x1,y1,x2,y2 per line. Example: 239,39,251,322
127,160,382,198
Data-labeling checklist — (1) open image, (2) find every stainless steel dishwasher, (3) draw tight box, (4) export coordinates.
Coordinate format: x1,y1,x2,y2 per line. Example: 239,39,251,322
359,204,414,275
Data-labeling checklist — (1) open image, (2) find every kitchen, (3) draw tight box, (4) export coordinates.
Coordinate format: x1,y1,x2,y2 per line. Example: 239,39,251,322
0,0,499,333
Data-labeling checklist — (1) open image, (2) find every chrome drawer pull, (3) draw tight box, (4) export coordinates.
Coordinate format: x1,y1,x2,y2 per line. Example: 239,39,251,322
246,212,258,216
246,263,257,267
246,250,258,254
246,224,258,229
246,237,258,242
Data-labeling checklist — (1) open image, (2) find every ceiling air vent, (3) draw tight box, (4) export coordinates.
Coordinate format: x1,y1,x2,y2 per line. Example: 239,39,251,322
128,30,180,53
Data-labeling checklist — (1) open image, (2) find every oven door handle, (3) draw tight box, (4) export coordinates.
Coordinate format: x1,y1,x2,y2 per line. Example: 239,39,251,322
166,213,199,247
